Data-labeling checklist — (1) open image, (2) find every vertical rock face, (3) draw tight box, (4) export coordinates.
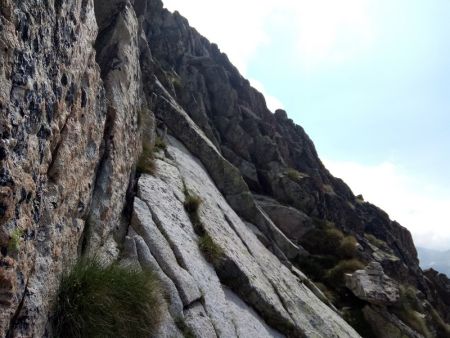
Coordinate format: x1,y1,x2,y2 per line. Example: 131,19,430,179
86,0,144,256
0,0,144,336
0,0,448,337
0,0,106,335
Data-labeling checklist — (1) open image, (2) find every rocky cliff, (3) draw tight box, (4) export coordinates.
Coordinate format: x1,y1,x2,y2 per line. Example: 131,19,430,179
0,0,448,337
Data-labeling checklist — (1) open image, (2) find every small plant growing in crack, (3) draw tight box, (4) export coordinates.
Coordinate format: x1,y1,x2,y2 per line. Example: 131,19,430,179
198,234,224,265
53,257,162,338
136,140,156,175
154,136,167,152
8,228,23,253
183,183,204,235
285,168,304,182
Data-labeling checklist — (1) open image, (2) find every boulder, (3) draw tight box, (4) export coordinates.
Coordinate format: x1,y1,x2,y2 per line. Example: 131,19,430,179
255,194,313,243
345,262,400,305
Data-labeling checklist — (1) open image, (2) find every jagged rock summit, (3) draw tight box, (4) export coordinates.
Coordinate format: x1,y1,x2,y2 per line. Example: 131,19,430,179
0,0,449,337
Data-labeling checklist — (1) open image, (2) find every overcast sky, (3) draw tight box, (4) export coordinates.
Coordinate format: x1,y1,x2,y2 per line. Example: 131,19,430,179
163,0,450,251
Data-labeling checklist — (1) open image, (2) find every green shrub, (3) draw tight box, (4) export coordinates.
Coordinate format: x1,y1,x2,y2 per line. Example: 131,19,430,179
326,259,364,286
296,255,338,281
184,194,202,214
397,308,431,338
286,168,302,182
430,307,450,336
183,187,204,235
365,234,387,249
338,236,358,259
53,258,162,338
198,234,223,265
136,141,155,175
395,285,431,337
301,225,344,256
154,136,167,151
8,228,23,253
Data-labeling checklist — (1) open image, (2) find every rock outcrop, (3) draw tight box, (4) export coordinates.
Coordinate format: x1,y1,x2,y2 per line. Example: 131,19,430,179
345,262,400,305
0,0,449,337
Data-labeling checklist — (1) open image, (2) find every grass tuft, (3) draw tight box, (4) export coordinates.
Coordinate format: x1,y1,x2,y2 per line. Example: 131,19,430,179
136,141,156,175
184,194,202,214
8,228,23,253
286,168,302,182
365,234,387,249
198,234,223,265
154,136,167,152
326,259,365,286
53,258,162,338
394,285,432,337
183,185,204,235
338,235,358,259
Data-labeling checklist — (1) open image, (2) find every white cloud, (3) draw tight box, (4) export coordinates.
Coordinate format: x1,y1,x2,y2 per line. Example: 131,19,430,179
162,0,276,74
163,0,376,73
324,159,450,251
249,78,285,112
283,0,375,70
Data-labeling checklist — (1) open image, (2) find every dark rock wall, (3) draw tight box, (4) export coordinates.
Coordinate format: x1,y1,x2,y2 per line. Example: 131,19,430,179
0,0,146,335
140,0,421,281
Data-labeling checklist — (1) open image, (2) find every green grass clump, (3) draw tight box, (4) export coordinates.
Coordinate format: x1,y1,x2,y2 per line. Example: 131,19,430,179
430,307,450,337
198,234,224,265
8,228,23,253
397,308,431,338
286,168,302,182
184,194,202,214
136,141,155,175
154,136,167,151
365,233,387,249
326,259,365,286
301,223,344,256
394,285,432,338
338,235,358,259
53,258,162,338
183,186,204,235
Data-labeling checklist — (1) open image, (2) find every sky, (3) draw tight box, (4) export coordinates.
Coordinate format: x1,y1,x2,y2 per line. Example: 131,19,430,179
163,0,450,251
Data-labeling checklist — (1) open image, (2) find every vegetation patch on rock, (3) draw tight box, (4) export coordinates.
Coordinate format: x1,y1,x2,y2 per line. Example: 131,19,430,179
8,228,23,253
285,168,305,182
183,184,204,235
53,258,162,338
198,234,224,265
136,140,156,175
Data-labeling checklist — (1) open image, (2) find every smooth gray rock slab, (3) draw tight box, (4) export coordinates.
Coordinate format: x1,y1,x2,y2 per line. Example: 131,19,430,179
224,288,285,338
133,234,184,320
137,158,237,337
151,137,361,338
132,197,201,306
255,194,314,243
184,303,218,338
